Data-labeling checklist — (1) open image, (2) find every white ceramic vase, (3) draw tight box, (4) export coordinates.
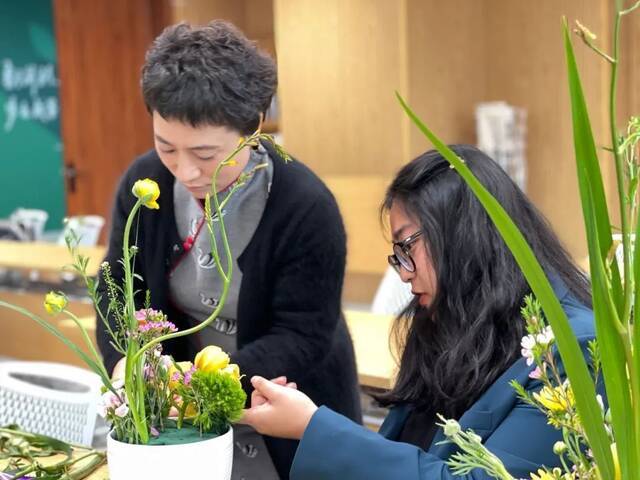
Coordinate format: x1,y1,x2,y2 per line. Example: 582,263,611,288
106,427,233,479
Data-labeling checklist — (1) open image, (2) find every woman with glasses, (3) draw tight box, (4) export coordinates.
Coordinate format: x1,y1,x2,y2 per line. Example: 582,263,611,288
240,145,595,479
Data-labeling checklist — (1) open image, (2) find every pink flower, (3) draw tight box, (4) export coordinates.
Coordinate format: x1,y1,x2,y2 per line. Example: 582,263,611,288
529,365,543,379
114,403,129,417
183,365,197,386
138,320,178,334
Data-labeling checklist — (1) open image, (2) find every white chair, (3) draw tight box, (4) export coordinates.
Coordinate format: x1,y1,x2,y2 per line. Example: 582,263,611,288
8,208,48,241
0,361,102,446
57,215,105,247
371,266,413,316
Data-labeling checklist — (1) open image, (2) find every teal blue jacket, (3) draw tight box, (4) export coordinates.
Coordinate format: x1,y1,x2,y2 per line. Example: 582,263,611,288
290,283,595,479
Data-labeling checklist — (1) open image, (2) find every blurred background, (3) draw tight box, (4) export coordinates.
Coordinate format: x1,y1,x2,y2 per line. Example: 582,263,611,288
0,1,639,418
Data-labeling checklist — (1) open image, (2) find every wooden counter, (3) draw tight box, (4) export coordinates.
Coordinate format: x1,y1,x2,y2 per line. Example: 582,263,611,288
0,240,106,276
344,309,396,389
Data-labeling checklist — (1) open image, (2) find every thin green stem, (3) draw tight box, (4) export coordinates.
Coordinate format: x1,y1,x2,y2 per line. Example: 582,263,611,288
612,5,640,474
620,0,640,16
610,10,633,341
62,310,109,380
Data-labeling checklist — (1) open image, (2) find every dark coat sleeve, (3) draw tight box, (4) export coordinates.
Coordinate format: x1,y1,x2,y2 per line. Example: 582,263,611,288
231,191,347,386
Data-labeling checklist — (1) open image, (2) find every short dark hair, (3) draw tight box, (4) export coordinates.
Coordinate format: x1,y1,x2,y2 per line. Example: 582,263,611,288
141,21,277,135
377,145,591,417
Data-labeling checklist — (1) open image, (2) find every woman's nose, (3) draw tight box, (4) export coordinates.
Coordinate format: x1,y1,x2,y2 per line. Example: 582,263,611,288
175,156,200,183
398,266,414,283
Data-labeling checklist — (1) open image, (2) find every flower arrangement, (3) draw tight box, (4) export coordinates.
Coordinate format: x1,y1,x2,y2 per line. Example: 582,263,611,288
0,130,288,454
396,3,639,479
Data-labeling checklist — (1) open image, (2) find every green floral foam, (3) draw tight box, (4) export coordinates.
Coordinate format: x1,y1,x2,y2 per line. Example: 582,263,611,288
146,425,222,446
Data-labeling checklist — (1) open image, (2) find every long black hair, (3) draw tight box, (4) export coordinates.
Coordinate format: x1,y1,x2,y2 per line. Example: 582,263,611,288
377,145,590,418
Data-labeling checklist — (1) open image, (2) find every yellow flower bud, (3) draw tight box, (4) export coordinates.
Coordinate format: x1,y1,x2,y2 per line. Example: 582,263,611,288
44,291,67,315
132,178,160,209
237,136,245,146
194,345,229,373
553,441,567,455
221,363,241,382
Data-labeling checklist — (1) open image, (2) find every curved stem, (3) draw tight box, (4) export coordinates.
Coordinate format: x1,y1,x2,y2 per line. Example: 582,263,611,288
62,310,109,381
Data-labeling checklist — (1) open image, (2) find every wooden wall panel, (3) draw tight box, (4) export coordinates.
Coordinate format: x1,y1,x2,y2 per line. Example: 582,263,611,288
484,0,612,262
405,0,487,156
54,0,164,236
274,0,409,176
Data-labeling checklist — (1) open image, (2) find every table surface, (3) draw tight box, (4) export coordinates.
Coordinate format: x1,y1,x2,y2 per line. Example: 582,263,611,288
0,240,106,276
343,309,396,389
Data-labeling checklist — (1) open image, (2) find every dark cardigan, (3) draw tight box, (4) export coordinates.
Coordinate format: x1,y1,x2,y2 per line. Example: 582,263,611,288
96,143,362,478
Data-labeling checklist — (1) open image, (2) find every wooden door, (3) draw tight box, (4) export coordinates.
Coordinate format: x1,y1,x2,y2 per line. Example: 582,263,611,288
53,0,171,241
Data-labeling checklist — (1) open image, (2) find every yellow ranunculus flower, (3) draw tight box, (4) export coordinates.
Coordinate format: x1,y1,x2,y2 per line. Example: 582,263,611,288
194,345,229,373
167,361,194,390
533,385,574,413
44,291,67,315
132,178,160,209
221,363,241,382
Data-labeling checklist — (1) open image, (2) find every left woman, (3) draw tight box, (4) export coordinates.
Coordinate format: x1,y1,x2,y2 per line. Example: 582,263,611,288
96,21,361,480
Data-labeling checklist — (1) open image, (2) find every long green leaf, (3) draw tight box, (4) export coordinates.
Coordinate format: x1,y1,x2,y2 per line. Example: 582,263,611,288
563,22,633,477
562,25,624,316
396,92,615,480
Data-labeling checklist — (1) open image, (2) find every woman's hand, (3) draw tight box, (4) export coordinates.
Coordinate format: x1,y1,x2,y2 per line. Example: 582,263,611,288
239,376,318,440
112,356,126,380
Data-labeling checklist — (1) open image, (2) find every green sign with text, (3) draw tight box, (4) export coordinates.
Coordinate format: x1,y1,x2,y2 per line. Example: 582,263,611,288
0,1,65,233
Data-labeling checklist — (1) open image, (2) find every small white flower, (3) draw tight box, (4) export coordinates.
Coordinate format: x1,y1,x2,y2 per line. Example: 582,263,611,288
114,403,129,418
101,390,120,409
112,379,125,390
535,326,554,346
520,334,536,365
442,419,461,437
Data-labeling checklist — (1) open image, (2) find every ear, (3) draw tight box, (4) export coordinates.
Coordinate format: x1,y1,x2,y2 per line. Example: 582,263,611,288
257,112,264,132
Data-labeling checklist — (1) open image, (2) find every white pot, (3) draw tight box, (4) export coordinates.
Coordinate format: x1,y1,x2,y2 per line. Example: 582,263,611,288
107,427,233,479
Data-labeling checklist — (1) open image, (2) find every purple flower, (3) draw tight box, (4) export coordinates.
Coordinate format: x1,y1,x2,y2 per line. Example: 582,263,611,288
150,426,160,437
183,365,197,386
138,320,178,334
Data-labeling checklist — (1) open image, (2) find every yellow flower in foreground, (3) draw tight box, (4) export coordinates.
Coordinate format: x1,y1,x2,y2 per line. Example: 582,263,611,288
194,345,229,373
132,178,160,209
44,291,67,315
221,363,241,382
533,385,574,413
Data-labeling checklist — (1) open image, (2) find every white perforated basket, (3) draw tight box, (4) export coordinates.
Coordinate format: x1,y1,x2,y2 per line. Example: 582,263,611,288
0,361,102,446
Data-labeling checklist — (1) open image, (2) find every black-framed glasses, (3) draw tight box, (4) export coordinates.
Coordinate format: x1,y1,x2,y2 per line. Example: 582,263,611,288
387,230,423,274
